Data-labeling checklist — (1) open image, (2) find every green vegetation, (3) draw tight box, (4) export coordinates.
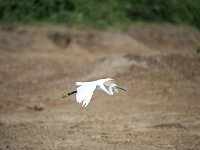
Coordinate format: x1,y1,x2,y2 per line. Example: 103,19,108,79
0,0,200,29
197,44,200,54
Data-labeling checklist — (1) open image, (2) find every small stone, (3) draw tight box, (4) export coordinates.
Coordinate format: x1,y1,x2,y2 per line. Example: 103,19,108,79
33,104,44,111
27,103,44,111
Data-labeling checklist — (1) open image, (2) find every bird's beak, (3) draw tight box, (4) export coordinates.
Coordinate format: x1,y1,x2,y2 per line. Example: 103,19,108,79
116,86,126,91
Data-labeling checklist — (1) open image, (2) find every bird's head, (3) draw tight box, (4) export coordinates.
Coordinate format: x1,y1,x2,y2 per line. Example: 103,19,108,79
110,84,126,94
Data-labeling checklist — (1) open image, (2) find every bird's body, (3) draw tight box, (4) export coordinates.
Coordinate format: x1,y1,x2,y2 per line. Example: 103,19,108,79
62,78,126,107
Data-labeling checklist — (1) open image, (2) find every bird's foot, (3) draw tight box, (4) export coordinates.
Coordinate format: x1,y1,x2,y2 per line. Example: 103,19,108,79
61,91,69,98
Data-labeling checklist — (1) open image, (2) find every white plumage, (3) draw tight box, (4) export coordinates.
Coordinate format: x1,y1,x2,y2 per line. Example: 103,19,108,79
62,78,126,107
76,83,96,107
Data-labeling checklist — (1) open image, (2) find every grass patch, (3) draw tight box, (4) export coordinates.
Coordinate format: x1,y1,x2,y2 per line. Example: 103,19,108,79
197,44,200,54
0,0,200,30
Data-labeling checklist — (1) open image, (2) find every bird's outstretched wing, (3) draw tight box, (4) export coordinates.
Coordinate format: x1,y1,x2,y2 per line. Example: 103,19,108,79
76,83,96,107
76,82,90,87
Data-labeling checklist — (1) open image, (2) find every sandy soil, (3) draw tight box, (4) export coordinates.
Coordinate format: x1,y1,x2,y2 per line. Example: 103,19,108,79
0,24,200,150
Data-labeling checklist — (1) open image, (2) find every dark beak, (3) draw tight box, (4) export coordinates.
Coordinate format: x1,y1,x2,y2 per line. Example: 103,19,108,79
116,86,126,91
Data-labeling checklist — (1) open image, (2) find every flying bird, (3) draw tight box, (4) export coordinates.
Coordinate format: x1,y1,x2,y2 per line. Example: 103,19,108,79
62,78,126,107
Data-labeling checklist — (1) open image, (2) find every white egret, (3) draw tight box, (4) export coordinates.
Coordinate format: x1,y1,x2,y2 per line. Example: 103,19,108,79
62,78,126,107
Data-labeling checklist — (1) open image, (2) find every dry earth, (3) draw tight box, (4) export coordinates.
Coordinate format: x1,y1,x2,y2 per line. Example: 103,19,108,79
0,25,200,150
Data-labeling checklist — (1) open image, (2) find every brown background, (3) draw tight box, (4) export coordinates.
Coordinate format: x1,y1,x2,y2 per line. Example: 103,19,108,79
0,25,200,149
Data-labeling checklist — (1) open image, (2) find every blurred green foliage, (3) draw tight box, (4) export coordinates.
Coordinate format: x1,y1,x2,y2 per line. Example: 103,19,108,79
0,0,200,29
197,44,200,54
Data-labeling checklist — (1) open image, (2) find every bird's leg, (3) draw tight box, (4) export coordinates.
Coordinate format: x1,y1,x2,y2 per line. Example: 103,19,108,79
62,90,77,98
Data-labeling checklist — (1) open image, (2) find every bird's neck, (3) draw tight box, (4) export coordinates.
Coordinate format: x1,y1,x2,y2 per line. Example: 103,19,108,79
108,86,114,96
99,84,113,96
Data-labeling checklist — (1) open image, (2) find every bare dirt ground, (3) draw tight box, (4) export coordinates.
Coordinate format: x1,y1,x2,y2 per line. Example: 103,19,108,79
0,24,200,150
